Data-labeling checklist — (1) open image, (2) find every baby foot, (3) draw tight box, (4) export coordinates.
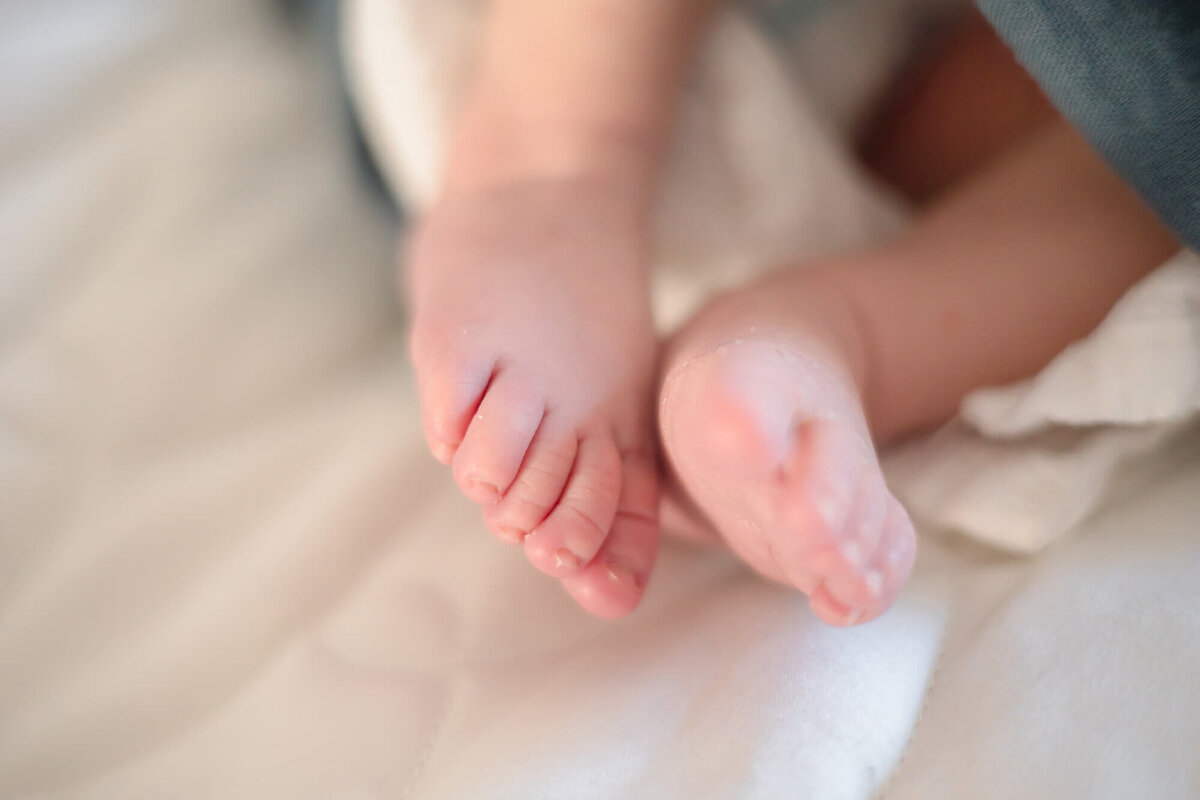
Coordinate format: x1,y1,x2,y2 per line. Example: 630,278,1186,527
658,276,916,626
407,178,660,618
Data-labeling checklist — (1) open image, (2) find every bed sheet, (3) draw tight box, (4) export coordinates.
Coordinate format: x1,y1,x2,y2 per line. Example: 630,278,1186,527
2,2,1198,798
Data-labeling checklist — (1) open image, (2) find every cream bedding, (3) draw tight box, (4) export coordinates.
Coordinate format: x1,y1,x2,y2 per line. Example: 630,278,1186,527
2,2,1198,798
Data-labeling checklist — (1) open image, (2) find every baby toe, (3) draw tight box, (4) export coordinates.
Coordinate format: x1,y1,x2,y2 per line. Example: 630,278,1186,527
525,432,622,577
561,452,659,618
485,420,578,542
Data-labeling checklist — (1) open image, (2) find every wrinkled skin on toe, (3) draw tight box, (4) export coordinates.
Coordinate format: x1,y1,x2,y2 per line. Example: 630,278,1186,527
407,177,662,618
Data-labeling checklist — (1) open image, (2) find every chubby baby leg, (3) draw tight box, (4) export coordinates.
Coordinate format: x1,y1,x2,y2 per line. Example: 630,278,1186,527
659,120,1176,625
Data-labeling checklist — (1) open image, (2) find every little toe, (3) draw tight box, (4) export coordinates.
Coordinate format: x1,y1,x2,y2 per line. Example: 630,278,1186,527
525,433,622,577
484,421,578,542
452,370,544,504
561,452,659,618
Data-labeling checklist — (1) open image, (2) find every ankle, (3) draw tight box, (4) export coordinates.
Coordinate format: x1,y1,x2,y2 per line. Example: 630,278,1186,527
441,89,660,213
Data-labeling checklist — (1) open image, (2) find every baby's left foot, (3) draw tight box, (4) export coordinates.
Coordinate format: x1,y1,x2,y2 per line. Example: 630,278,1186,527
407,177,661,618
659,271,916,626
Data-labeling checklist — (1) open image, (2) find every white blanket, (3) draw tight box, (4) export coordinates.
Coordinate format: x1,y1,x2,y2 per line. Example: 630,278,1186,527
3,2,1199,798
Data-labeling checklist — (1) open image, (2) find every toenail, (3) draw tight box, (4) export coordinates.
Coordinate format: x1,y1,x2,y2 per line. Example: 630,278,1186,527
468,479,500,499
605,561,639,588
863,570,883,598
840,540,865,568
844,608,865,626
432,442,456,463
554,548,582,570
500,526,528,543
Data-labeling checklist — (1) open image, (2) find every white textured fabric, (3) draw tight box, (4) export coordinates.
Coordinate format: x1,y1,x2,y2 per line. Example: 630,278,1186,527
2,2,1199,799
885,252,1200,553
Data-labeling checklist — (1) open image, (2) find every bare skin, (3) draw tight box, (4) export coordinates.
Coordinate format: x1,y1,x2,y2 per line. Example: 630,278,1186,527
408,0,714,618
408,3,1177,622
410,177,659,618
659,119,1176,625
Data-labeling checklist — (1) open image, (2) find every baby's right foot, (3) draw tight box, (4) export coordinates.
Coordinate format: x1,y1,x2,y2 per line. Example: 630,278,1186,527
659,271,916,626
407,178,661,619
